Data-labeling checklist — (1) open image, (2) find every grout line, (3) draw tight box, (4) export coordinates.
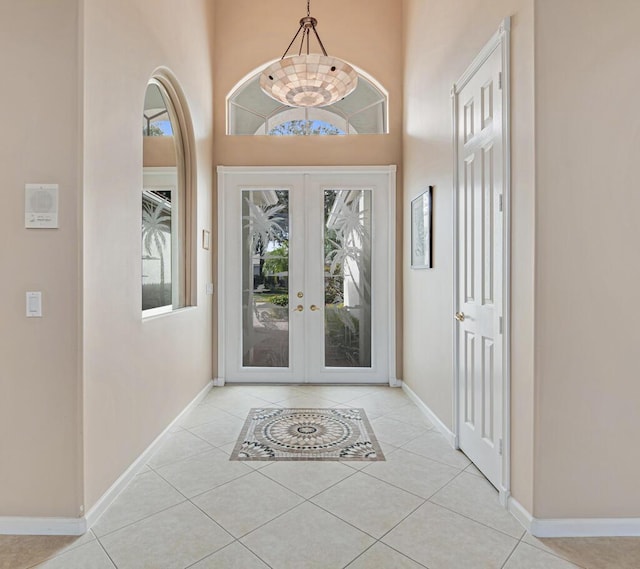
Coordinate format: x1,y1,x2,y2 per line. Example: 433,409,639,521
180,468,255,502
223,500,308,542
145,442,218,471
425,498,524,542
340,541,380,569
358,462,462,502
95,538,119,569
518,538,590,569
186,499,240,542
308,500,385,542
395,443,472,471
499,540,521,569
254,460,361,501
377,542,432,569
92,499,190,539
233,540,276,569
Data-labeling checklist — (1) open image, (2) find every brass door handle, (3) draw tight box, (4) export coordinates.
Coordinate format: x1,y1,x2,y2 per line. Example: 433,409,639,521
310,305,322,312
292,305,304,312
455,312,465,322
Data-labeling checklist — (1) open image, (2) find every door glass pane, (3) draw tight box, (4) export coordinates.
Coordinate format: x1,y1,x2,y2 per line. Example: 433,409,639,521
242,189,290,367
324,189,372,367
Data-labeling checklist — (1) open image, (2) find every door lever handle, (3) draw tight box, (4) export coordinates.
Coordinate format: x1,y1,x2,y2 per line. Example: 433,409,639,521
455,312,466,322
310,305,322,312
292,305,304,312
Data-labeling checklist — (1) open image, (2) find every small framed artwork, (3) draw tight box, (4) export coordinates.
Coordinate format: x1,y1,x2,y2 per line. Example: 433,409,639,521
202,229,211,250
411,186,433,269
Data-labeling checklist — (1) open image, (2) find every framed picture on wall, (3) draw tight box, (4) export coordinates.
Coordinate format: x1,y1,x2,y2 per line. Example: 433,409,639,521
411,186,433,269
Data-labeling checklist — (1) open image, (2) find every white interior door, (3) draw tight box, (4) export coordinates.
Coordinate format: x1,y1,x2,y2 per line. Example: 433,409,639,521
455,44,506,489
218,167,395,384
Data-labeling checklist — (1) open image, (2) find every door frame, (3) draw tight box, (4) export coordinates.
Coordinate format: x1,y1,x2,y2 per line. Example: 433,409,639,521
216,165,398,386
451,17,511,505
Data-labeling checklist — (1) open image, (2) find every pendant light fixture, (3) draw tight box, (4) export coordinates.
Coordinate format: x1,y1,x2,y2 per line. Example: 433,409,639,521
260,0,358,108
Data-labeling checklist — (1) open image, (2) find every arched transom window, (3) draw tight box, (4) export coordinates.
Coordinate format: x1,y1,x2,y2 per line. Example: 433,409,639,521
227,63,388,136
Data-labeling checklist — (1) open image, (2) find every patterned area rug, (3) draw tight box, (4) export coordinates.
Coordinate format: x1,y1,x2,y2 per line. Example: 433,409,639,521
230,408,385,462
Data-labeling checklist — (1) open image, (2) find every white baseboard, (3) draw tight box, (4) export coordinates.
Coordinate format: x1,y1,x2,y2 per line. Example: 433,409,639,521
1,381,212,536
508,497,640,537
84,380,213,530
508,497,533,532
0,516,87,536
401,382,456,447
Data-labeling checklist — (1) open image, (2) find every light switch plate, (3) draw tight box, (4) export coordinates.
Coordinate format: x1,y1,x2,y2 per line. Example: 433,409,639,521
26,291,42,317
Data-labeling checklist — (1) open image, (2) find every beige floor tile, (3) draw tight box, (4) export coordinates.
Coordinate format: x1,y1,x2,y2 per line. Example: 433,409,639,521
274,395,344,409
522,533,640,569
464,462,485,477
156,448,253,498
206,394,281,419
370,416,428,447
189,541,270,568
503,542,582,569
201,386,258,404
346,543,427,569
430,472,525,539
311,472,424,538
285,385,379,403
188,412,246,447
241,502,374,569
383,501,517,569
91,470,185,537
146,430,213,468
260,460,355,498
383,404,434,429
401,430,471,469
238,385,306,403
348,390,412,416
0,532,96,569
192,471,303,537
32,540,115,569
180,403,240,430
100,502,232,569
364,448,459,499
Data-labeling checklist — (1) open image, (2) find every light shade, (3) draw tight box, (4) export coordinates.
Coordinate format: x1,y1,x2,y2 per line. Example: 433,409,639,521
260,54,358,108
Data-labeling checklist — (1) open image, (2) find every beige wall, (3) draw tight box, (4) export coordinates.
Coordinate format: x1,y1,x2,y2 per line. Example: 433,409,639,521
143,137,177,168
213,0,403,168
82,0,215,509
533,0,640,518
402,0,536,510
0,0,82,518
213,0,405,376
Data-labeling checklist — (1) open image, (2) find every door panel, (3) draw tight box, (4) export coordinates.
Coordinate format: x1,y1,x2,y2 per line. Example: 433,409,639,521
456,46,504,488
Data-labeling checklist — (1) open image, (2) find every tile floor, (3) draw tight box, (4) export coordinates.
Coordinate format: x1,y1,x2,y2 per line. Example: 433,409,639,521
2,385,639,569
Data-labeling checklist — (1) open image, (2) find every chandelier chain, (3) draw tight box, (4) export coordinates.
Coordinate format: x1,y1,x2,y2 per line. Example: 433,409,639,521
307,0,311,16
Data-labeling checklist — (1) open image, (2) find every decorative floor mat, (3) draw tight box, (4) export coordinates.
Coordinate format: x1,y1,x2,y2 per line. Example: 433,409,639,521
230,408,385,462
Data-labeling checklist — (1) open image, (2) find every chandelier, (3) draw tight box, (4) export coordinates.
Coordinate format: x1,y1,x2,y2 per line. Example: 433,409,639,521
260,0,358,108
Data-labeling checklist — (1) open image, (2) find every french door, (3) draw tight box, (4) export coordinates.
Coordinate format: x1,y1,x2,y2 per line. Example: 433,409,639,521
217,166,396,384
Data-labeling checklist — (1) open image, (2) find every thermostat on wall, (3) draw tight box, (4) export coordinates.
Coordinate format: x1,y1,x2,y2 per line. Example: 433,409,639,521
25,183,59,228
